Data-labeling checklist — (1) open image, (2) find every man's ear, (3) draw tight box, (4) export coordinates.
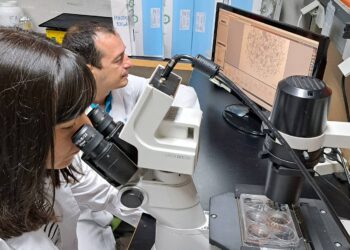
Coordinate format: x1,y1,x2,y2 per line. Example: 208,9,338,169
87,64,98,77
86,64,94,71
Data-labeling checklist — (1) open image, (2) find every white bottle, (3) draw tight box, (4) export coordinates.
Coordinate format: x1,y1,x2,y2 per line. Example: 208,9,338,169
18,16,32,31
0,1,24,27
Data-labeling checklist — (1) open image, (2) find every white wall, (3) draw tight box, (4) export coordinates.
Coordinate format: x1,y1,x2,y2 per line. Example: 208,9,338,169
280,0,310,27
14,0,113,32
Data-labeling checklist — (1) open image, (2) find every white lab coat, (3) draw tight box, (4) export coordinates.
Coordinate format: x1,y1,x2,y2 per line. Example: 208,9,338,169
76,74,201,250
1,158,136,250
109,74,200,123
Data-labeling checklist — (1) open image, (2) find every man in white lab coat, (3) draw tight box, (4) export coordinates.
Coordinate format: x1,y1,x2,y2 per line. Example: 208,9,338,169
62,22,200,249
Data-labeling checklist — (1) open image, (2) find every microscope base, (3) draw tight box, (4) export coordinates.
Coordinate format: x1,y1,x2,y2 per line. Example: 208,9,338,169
152,212,219,250
209,185,350,250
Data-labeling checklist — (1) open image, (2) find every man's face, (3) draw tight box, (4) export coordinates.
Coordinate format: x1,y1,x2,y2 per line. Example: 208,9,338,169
91,32,132,103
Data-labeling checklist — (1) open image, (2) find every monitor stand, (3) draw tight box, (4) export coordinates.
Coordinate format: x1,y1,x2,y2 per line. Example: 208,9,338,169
222,103,265,136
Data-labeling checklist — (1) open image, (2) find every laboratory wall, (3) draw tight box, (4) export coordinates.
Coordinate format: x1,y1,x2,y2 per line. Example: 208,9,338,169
280,0,313,27
11,0,311,33
7,0,350,126
12,0,310,56
324,42,350,159
324,42,348,122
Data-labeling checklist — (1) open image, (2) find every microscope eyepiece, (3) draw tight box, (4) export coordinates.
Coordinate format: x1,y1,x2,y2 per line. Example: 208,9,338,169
88,106,120,138
72,124,106,158
87,106,138,164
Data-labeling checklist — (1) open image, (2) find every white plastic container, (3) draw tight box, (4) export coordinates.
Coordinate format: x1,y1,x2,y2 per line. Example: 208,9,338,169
0,1,24,27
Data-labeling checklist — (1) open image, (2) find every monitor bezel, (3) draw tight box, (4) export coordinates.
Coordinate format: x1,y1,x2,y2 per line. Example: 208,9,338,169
212,2,330,79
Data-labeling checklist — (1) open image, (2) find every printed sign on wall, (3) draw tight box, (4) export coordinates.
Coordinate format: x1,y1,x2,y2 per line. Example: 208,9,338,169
111,0,250,58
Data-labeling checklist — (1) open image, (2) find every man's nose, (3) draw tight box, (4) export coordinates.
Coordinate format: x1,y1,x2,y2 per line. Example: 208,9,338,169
124,54,133,68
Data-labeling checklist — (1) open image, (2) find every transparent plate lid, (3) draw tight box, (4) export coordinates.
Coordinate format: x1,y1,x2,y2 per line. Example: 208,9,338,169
239,193,301,248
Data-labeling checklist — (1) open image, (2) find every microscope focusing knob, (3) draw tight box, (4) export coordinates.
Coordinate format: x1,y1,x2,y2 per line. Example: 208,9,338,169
120,188,144,208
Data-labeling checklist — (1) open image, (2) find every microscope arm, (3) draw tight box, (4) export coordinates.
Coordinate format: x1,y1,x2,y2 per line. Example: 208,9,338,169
274,121,350,152
119,65,202,175
324,121,350,148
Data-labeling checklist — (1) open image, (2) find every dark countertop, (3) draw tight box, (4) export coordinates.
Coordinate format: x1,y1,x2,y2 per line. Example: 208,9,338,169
189,70,267,210
188,69,350,219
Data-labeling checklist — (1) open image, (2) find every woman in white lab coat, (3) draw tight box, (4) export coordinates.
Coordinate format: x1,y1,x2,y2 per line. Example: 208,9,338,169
0,28,130,249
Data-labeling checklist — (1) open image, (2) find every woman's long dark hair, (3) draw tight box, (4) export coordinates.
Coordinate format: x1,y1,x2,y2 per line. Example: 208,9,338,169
0,28,95,239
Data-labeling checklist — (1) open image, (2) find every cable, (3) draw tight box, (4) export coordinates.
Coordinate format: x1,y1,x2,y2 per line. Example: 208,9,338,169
323,147,350,184
336,148,350,184
313,170,350,206
160,55,194,79
324,152,345,168
297,14,303,27
341,75,350,122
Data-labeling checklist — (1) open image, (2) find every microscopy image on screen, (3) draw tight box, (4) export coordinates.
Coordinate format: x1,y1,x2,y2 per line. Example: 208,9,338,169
214,9,319,110
240,26,289,85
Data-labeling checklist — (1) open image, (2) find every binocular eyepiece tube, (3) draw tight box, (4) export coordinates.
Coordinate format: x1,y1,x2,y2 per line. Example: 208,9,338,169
87,107,138,164
72,107,138,187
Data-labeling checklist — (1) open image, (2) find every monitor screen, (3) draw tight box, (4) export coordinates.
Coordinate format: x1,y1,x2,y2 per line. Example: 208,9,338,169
212,3,329,112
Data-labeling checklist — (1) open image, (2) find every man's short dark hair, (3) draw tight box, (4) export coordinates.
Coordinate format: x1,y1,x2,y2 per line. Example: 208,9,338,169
62,21,116,68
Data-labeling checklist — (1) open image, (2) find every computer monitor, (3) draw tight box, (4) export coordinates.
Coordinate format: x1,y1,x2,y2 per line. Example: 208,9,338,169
212,3,329,136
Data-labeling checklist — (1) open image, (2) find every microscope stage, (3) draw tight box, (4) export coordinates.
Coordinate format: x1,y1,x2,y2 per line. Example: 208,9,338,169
209,185,350,250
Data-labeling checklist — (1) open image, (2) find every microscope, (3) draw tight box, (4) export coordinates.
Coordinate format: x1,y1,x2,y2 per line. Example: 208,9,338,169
209,75,350,249
72,55,350,249
73,64,212,249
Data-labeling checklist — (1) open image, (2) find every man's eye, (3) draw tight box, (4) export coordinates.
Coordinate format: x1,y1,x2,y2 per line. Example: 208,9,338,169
114,58,122,63
114,52,125,63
